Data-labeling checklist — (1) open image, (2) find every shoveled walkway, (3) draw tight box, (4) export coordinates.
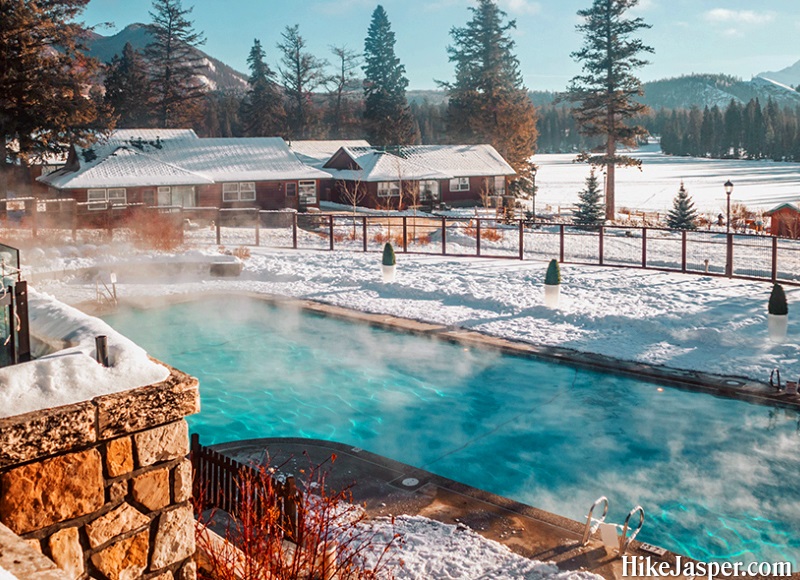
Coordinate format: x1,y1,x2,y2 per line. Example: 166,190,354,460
212,437,698,580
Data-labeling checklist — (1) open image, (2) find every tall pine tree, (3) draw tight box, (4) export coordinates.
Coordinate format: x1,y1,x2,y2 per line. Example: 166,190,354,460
444,0,538,182
573,168,605,227
564,0,653,220
104,43,153,128
145,0,207,128
241,39,285,137
666,182,698,230
362,6,416,146
0,0,109,172
277,25,328,140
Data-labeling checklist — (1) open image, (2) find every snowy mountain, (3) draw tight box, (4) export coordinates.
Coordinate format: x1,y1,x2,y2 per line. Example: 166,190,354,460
83,24,248,92
639,73,800,110
758,59,800,88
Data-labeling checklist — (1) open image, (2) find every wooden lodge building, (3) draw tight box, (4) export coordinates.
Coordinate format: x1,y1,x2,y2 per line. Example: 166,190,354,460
37,129,517,212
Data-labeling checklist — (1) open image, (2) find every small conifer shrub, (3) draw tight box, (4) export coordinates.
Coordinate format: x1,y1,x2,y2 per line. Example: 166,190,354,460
545,259,560,285
769,283,788,316
382,242,396,266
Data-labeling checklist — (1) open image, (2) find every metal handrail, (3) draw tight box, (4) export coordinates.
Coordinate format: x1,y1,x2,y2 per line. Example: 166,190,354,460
581,496,609,545
619,505,645,555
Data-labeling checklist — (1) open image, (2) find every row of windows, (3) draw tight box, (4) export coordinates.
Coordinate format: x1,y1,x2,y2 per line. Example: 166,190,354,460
86,181,319,209
375,178,499,197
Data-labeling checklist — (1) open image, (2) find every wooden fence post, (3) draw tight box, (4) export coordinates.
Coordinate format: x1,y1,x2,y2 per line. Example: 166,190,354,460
254,209,260,246
292,212,298,249
599,226,604,265
441,216,447,255
518,219,523,260
641,227,647,268
681,230,687,273
725,233,733,277
559,224,565,263
216,210,221,245
329,214,334,251
402,216,408,252
476,218,481,257
362,216,367,252
771,236,778,282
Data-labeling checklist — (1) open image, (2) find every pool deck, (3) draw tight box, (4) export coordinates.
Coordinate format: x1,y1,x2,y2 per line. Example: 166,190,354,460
213,437,700,580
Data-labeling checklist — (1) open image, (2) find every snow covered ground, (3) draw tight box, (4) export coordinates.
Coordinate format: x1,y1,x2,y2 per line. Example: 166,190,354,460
535,143,800,215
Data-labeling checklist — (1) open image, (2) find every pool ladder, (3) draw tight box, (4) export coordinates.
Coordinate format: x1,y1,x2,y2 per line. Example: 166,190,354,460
581,496,645,556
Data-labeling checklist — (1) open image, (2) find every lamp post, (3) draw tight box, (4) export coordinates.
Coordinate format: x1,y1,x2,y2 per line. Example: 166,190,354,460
724,180,734,233
531,165,538,225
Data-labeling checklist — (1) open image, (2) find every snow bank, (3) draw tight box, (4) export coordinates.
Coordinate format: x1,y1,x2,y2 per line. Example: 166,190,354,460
0,567,17,580
0,288,169,418
368,515,601,579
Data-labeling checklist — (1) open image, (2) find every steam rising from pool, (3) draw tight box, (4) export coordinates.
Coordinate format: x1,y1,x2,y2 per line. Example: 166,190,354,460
104,297,800,567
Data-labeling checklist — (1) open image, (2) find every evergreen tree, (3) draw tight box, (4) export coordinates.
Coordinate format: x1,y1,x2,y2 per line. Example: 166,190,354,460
564,0,654,220
573,168,605,227
443,0,538,183
277,25,328,140
723,99,743,158
0,0,109,172
363,6,417,145
145,0,207,128
104,43,153,128
241,39,285,137
666,182,698,230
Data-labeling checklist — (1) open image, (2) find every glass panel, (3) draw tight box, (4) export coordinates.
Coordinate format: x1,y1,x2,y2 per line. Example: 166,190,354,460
158,186,171,206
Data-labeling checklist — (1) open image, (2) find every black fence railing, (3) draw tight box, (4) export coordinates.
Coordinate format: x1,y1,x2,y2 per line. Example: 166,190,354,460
190,433,303,544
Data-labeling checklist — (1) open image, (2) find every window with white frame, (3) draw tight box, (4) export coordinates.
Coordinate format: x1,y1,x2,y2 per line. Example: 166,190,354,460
222,182,256,202
377,181,400,197
493,176,506,196
418,180,440,201
158,186,172,206
449,177,470,192
298,180,317,204
87,188,127,210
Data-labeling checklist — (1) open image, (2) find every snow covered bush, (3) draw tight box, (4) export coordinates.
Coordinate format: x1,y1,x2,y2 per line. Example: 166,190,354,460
382,243,396,266
545,259,560,286
769,283,788,316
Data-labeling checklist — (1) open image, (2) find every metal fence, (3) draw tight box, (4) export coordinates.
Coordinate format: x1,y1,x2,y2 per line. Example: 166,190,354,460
190,433,302,543
2,201,799,286
0,242,30,367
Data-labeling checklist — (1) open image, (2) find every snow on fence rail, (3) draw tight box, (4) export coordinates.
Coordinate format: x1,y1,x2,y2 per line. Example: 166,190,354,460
2,202,799,286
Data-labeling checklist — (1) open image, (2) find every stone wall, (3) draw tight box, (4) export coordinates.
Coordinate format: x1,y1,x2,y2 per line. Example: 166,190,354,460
0,364,200,580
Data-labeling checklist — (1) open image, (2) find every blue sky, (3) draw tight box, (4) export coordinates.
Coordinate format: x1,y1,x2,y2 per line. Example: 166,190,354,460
81,0,800,91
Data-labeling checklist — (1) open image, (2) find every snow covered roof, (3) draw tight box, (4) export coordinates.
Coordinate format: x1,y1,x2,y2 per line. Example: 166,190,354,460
764,203,800,215
289,140,371,168
399,145,516,177
320,144,515,182
39,130,328,190
324,147,452,182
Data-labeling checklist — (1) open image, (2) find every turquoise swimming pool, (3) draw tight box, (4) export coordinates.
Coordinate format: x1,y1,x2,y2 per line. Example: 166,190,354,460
105,297,799,567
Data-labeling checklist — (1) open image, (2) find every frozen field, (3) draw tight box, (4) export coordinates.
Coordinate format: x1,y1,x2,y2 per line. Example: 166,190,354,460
534,144,800,216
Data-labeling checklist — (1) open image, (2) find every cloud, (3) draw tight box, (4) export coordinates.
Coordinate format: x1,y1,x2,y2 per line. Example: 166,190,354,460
499,0,541,15
704,8,775,25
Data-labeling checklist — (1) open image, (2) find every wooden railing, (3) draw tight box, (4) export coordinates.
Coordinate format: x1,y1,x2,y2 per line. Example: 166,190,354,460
190,433,303,543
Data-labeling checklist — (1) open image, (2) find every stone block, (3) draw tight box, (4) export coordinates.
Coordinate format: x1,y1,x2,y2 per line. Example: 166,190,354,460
151,504,195,570
0,402,96,468
85,503,150,549
25,538,42,553
108,479,128,503
0,449,104,534
48,527,84,579
134,421,188,468
173,459,192,504
132,468,170,512
177,560,197,580
105,437,133,478
151,572,173,580
95,368,199,439
0,522,68,580
89,529,149,580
